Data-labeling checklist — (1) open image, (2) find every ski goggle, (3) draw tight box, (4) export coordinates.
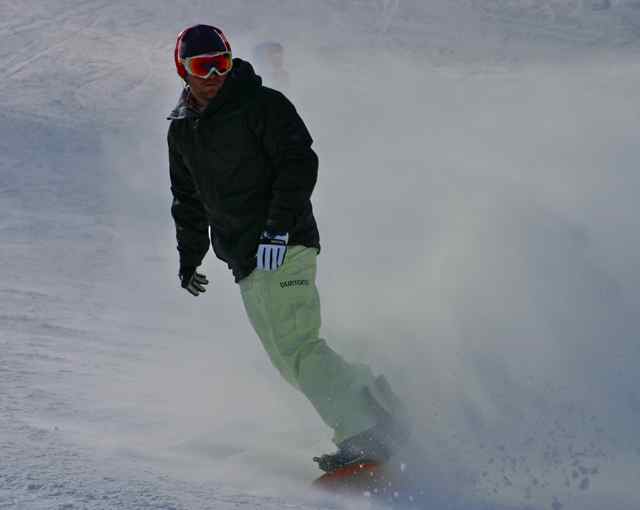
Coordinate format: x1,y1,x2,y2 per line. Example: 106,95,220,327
181,52,233,78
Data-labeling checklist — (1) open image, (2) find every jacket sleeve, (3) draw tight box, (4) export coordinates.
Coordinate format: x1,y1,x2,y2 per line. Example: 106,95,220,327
168,124,210,269
260,90,319,234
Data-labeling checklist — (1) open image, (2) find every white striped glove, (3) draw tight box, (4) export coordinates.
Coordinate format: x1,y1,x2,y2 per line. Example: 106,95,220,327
256,231,289,272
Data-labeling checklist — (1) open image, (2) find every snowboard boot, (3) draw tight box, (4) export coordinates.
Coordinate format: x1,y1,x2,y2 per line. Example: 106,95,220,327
313,376,411,473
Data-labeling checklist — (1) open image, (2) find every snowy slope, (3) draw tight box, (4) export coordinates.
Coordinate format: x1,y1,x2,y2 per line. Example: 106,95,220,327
2,1,640,509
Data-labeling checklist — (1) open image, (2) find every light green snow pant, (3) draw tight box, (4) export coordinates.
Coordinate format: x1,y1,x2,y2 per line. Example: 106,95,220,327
239,246,393,444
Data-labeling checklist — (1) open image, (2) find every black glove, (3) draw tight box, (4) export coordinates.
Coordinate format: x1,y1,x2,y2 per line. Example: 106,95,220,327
179,266,209,296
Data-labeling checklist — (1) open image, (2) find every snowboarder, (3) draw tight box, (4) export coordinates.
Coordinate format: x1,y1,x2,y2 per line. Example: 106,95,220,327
253,41,290,90
167,24,409,473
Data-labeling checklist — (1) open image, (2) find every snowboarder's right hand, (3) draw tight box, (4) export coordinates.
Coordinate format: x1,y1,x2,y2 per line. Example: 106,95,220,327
179,266,209,296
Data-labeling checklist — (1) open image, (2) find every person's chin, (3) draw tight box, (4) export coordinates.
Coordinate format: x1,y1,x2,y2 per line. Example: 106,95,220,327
204,88,220,99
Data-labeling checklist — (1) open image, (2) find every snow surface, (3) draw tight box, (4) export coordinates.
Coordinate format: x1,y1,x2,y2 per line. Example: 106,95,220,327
2,1,640,509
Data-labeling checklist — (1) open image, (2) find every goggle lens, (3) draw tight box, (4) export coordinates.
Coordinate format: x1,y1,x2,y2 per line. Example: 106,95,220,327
184,52,233,78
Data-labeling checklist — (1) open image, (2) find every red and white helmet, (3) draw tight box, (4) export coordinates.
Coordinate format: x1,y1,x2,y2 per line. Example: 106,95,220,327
174,24,232,80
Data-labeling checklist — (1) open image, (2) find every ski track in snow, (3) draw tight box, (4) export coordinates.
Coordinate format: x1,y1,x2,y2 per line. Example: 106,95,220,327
2,1,640,509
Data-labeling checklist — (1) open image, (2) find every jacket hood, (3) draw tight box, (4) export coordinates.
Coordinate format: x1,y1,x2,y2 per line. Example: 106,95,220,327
167,58,262,120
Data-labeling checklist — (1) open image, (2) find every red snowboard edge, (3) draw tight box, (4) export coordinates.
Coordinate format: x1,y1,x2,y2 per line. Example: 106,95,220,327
312,462,383,491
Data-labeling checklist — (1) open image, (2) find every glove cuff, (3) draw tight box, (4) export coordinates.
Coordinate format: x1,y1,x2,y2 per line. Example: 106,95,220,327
261,231,289,244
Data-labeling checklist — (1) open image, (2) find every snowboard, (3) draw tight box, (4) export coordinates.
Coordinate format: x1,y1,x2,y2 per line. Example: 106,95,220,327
312,459,425,507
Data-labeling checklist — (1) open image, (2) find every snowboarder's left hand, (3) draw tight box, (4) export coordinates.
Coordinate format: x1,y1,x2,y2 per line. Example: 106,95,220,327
179,266,209,296
256,231,289,272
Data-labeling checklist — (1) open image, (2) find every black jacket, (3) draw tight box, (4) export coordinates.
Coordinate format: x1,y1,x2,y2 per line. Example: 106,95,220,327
167,59,320,282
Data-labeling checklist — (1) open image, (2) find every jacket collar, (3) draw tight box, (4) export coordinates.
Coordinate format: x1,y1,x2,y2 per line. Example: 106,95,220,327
166,87,200,120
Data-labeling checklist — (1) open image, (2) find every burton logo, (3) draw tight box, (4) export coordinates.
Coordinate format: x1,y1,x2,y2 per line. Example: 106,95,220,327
280,279,310,289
